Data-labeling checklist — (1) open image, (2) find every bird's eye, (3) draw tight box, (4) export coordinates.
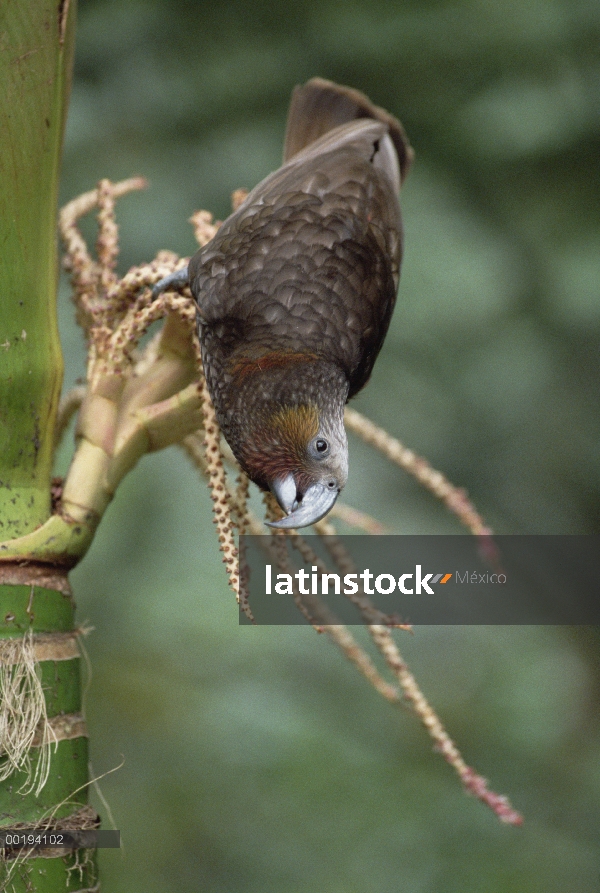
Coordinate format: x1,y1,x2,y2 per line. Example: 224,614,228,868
315,438,329,454
326,480,337,490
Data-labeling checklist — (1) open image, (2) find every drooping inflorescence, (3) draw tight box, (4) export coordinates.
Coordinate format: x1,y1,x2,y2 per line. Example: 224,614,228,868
46,179,522,825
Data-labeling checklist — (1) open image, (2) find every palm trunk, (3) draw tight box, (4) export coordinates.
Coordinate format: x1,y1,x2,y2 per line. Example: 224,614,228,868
0,3,98,890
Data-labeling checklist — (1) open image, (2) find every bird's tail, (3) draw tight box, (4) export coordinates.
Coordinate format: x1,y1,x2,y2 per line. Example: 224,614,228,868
283,77,414,185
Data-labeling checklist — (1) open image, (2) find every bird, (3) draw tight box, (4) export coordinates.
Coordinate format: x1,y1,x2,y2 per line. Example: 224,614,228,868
153,78,413,528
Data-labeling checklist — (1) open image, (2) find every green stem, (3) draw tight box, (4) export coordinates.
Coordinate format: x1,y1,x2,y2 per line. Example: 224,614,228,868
0,583,97,892
0,4,97,890
0,3,73,536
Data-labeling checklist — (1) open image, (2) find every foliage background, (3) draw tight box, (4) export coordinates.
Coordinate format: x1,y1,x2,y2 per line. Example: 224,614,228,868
53,0,599,890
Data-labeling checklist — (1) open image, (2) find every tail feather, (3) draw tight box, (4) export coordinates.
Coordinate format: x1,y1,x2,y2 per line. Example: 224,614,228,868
283,77,414,185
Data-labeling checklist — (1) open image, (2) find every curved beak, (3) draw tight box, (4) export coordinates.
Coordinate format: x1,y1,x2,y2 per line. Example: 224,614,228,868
267,475,339,529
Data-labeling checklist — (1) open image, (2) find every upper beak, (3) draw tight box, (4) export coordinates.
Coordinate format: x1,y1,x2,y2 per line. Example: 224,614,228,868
267,474,340,529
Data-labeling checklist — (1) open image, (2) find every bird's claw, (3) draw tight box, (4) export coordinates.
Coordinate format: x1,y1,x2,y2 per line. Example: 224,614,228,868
151,264,190,300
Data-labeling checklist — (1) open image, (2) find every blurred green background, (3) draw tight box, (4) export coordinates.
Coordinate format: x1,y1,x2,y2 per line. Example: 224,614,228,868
54,0,599,890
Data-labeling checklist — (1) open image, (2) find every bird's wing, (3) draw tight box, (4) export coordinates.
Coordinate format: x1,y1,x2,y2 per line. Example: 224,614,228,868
240,119,400,207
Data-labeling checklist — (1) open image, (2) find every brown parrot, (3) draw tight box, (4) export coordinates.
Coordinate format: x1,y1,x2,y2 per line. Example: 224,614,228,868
154,78,413,528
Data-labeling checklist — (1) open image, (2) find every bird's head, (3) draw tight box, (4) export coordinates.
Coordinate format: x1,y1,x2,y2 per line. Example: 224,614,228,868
237,402,348,529
266,404,348,528
213,354,350,528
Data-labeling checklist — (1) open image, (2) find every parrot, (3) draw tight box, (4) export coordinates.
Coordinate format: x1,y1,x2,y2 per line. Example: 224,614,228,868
153,78,413,528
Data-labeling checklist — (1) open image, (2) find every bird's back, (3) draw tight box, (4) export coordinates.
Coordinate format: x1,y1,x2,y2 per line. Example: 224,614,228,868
189,79,412,398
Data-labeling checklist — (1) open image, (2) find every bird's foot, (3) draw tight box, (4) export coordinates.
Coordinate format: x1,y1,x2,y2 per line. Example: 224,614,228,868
151,264,190,299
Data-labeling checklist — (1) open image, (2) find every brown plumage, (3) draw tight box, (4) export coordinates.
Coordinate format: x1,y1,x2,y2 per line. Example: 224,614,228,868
155,78,413,527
